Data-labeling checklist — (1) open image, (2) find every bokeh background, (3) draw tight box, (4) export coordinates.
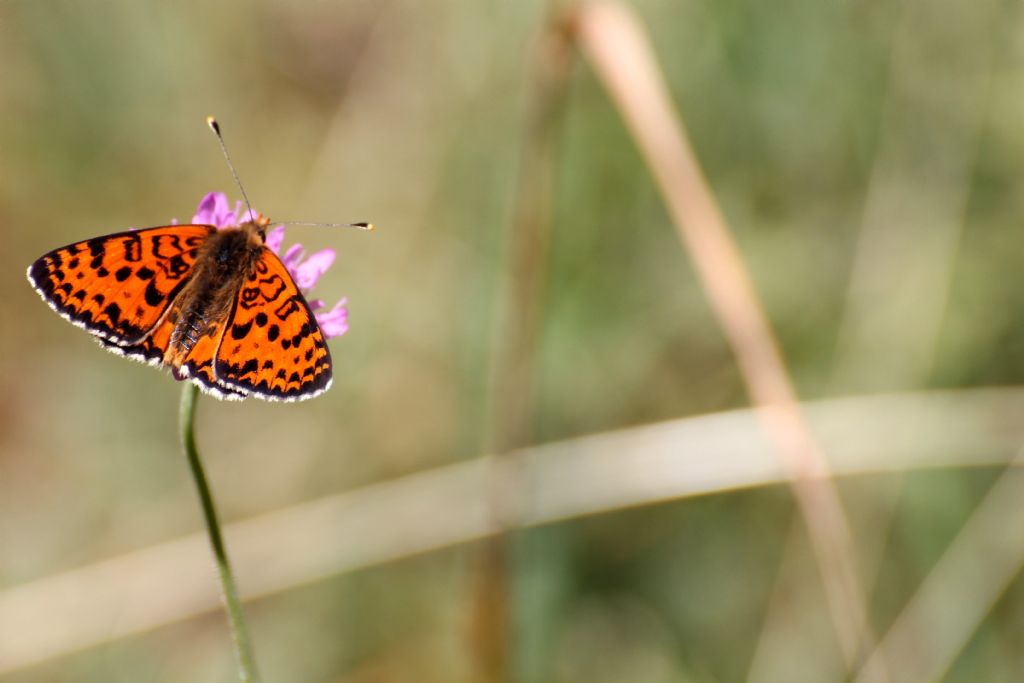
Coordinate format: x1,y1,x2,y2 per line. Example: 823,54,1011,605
3,0,1024,681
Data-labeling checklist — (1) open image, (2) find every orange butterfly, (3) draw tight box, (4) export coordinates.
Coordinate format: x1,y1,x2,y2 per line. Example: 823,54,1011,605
28,200,357,402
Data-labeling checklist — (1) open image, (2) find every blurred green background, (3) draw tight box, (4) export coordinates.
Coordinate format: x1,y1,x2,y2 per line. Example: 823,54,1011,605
4,0,1024,681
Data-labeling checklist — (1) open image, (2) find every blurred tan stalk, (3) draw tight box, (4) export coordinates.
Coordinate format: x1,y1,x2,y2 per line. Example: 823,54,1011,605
4,388,1024,676
749,0,1000,678
570,2,880,676
839,4,1001,682
856,451,1024,682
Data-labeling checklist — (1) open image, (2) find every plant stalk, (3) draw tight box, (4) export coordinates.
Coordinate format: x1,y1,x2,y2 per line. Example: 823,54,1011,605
179,382,262,683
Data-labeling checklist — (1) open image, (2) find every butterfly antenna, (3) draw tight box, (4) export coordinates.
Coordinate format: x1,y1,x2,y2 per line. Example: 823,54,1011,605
206,116,255,220
279,220,376,232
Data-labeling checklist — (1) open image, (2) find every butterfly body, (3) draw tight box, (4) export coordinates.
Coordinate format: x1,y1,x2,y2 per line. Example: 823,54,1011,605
162,221,264,370
28,216,333,402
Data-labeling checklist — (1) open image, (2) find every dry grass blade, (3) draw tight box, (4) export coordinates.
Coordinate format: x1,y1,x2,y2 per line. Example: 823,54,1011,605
831,0,997,393
3,388,1024,675
569,2,878,674
751,1,1000,677
855,449,1024,682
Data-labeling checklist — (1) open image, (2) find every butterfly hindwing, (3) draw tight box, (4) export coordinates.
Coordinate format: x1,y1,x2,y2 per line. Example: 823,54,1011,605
99,313,248,400
28,225,216,345
214,247,332,401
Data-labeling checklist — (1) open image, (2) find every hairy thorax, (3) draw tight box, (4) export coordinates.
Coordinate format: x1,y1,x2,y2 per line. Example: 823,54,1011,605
163,222,265,368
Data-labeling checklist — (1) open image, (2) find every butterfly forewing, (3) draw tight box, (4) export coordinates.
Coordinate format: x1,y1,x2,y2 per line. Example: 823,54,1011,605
28,225,215,345
214,248,333,401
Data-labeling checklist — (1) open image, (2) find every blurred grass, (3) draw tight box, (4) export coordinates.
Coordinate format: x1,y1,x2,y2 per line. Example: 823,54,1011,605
4,0,1024,681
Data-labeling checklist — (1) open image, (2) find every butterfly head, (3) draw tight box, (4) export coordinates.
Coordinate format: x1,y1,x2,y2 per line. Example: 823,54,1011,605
242,212,272,241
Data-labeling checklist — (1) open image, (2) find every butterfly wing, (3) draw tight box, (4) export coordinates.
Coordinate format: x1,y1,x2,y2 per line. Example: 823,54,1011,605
214,247,332,401
28,225,216,345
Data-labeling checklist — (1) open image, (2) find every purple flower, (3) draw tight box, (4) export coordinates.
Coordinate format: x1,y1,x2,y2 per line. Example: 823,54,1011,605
190,192,349,340
192,192,246,229
311,298,349,338
281,243,336,290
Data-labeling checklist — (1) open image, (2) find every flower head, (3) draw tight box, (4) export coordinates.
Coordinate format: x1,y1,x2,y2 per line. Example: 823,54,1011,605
190,192,349,339
192,192,249,229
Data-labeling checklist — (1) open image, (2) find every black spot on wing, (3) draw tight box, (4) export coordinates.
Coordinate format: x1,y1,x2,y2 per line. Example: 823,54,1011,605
121,233,143,262
231,319,253,340
104,302,122,323
218,351,332,400
144,280,165,306
28,258,55,296
167,254,189,277
273,296,302,321
180,358,248,399
290,323,311,347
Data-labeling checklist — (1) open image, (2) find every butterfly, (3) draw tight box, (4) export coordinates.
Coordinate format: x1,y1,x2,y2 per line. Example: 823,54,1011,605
28,213,336,402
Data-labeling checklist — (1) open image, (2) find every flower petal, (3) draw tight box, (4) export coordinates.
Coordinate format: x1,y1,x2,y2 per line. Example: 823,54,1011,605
282,243,305,270
264,225,286,254
191,192,221,224
291,248,336,290
239,207,261,224
315,298,348,339
191,192,241,229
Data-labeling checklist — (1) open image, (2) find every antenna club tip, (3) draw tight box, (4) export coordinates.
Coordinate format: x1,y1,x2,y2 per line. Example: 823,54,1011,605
358,222,376,232
206,116,220,133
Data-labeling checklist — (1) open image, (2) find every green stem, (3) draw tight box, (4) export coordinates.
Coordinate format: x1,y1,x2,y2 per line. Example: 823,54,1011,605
179,382,262,683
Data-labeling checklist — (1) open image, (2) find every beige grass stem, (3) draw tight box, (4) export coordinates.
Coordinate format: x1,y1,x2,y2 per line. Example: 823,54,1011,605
856,450,1024,682
3,388,1024,675
570,2,879,675
750,2,999,677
